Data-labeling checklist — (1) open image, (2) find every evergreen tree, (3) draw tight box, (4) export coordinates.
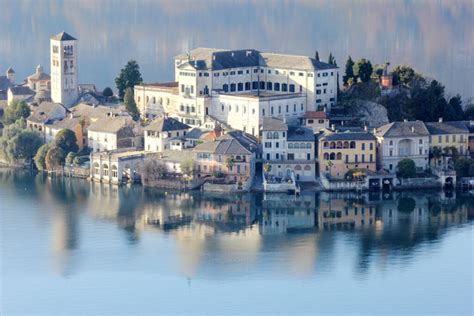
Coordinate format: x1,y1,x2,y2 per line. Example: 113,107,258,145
315,51,320,61
353,58,373,83
343,56,355,86
328,52,334,65
115,60,143,99
124,87,140,121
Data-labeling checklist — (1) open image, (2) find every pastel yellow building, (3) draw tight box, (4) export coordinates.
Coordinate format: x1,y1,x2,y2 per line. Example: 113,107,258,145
426,120,470,160
318,129,377,178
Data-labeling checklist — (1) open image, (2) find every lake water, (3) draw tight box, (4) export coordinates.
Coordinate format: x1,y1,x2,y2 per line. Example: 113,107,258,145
0,170,473,315
1,0,473,100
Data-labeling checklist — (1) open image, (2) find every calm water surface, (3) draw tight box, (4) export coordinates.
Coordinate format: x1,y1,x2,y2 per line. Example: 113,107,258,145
1,0,473,100
0,170,473,315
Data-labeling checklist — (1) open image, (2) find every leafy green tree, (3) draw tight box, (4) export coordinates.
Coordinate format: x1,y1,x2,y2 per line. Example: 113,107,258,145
225,156,235,170
392,65,416,86
34,144,51,170
180,158,195,177
315,51,320,61
353,58,373,83
343,56,355,86
7,130,43,163
3,100,30,125
102,87,114,97
464,101,474,120
446,95,464,121
54,129,78,154
124,87,140,121
397,159,416,179
65,152,77,166
263,163,272,174
45,146,66,171
430,146,442,167
454,158,474,177
115,60,143,99
373,64,385,78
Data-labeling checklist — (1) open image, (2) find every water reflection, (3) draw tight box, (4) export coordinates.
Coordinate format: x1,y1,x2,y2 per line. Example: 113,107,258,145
0,169,472,280
0,1,472,99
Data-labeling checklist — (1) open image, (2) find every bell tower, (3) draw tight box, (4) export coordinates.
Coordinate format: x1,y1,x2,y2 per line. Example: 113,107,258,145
50,31,78,107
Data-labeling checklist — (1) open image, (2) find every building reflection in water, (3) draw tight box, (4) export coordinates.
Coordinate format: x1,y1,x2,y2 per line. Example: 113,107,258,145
2,171,470,279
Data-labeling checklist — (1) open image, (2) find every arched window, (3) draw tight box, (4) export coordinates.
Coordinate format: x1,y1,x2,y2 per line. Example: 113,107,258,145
238,82,243,91
245,82,251,90
343,141,349,148
267,82,272,90
94,162,100,175
336,152,342,160
273,132,279,139
235,105,239,113
267,132,273,139
304,165,311,170
300,143,305,148
228,104,232,112
337,141,342,148
306,143,311,148
282,83,288,92
221,103,225,112
102,163,109,176
350,141,356,149
274,83,280,91
159,97,163,105
323,142,329,148
294,143,300,149
111,165,118,178
330,142,336,149
146,96,149,103
323,153,329,160
230,83,236,92
137,96,141,102
223,84,229,92
295,165,302,171
329,153,335,160
152,97,156,104
288,143,294,149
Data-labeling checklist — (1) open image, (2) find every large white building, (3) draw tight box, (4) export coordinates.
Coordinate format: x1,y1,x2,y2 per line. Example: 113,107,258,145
50,31,78,107
135,48,338,135
375,120,430,173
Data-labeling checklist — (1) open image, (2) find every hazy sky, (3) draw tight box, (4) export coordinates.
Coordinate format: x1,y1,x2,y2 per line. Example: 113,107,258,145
1,0,473,99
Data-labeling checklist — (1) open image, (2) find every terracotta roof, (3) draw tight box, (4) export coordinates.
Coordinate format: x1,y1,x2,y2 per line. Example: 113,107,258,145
304,111,327,119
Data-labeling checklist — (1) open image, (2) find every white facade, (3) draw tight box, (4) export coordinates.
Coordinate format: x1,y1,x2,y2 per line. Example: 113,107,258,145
145,128,189,152
378,136,430,172
136,48,338,131
50,32,78,107
261,118,315,182
88,130,119,152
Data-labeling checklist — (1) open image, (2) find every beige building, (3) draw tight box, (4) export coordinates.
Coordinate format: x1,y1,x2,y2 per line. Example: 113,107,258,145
318,129,377,178
426,119,470,158
303,111,329,133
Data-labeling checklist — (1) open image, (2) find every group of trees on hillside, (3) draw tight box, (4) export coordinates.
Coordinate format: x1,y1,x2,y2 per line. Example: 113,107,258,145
339,55,472,122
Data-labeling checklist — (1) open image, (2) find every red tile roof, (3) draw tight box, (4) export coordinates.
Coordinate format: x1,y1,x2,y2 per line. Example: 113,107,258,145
304,111,327,119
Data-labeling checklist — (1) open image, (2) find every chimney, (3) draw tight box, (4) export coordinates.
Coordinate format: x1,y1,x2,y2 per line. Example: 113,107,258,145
364,125,368,132
438,117,443,123
373,128,377,134
341,121,344,126
213,55,216,61
403,119,408,122
411,126,415,133
331,124,335,131
246,50,252,57
231,52,234,57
